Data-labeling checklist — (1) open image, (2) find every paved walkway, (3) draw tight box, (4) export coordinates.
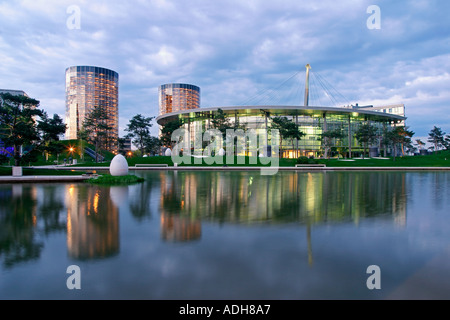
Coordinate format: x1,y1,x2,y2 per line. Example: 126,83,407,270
1,165,448,183
0,175,91,183
29,165,450,172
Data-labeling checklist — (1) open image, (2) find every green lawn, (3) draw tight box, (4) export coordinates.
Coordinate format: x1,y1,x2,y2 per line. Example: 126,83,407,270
3,150,449,174
317,151,450,167
70,155,297,167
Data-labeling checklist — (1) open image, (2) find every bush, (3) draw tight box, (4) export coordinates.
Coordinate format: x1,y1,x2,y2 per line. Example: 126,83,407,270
296,156,318,164
88,174,145,185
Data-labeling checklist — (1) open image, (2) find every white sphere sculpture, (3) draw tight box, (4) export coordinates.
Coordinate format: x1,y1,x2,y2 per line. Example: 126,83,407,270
110,154,129,176
165,148,172,156
218,148,225,156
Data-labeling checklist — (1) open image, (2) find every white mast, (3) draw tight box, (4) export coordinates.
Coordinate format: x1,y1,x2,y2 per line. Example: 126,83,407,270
304,64,311,107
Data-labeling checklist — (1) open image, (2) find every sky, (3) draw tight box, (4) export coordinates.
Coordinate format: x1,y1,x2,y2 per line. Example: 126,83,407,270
1,0,449,142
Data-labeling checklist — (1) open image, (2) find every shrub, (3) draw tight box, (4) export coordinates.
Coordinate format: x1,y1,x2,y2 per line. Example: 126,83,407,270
296,156,318,164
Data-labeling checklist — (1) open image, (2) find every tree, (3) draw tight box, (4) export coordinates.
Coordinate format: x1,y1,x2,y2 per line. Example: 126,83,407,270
444,134,450,150
0,93,43,165
428,126,446,154
384,126,413,161
209,109,250,155
270,116,305,158
394,126,414,156
428,126,445,152
354,123,378,159
36,112,67,161
320,128,344,159
160,119,184,149
415,139,426,150
144,135,161,155
125,114,155,156
210,108,232,137
82,105,113,162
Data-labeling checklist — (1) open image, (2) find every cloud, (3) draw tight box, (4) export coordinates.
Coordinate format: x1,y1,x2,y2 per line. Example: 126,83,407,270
0,0,449,138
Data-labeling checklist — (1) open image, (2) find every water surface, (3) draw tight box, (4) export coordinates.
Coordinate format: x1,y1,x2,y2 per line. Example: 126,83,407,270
0,170,449,299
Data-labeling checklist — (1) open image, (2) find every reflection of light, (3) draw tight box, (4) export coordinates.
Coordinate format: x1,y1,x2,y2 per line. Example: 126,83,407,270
32,215,37,226
69,185,75,197
93,191,99,214
67,212,72,249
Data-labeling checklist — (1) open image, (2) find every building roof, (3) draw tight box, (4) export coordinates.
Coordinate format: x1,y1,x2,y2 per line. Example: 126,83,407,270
156,105,407,125
0,89,28,97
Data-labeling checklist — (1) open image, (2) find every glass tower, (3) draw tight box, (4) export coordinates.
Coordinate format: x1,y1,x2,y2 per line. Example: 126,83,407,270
159,83,200,116
65,66,119,151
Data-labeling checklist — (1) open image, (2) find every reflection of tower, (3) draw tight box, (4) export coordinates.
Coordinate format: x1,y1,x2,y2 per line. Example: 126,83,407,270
159,171,202,242
160,214,201,242
307,224,313,267
65,185,120,260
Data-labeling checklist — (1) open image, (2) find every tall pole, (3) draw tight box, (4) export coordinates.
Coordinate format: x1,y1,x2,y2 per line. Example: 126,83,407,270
304,64,311,107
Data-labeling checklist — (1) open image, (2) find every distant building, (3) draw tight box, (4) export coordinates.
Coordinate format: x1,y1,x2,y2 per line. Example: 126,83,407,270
0,89,30,108
158,83,200,116
65,66,119,152
118,137,132,155
157,105,406,159
344,103,406,126
0,89,28,98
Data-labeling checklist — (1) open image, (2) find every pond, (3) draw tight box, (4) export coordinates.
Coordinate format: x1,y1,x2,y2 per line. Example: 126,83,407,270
0,170,449,300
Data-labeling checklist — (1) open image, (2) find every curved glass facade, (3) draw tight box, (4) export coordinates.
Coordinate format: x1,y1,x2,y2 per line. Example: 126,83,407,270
159,83,200,116
156,106,406,158
65,66,119,151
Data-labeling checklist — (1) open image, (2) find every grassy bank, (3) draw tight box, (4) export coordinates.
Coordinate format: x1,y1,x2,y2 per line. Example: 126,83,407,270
317,151,450,167
88,174,145,185
69,152,450,168
70,155,297,167
4,150,449,174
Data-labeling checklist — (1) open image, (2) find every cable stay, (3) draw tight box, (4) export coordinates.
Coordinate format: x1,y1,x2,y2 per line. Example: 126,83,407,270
237,65,352,108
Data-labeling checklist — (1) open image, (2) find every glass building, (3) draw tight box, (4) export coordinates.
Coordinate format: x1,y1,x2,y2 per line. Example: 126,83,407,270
159,83,200,116
65,66,119,152
156,105,407,158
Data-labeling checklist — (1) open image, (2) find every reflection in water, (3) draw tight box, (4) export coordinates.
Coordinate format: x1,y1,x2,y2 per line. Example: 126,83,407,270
0,171,410,267
0,184,41,268
65,185,120,261
158,171,407,226
161,215,201,242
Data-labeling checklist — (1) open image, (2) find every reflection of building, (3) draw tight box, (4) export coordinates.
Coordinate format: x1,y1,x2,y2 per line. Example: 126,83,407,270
158,171,408,226
158,83,200,116
65,184,120,260
160,215,201,242
65,66,119,151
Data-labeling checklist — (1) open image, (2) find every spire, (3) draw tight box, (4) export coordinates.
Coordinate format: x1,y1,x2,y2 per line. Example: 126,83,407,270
304,64,311,107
